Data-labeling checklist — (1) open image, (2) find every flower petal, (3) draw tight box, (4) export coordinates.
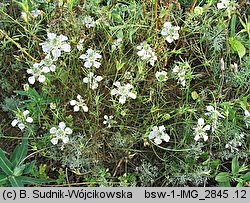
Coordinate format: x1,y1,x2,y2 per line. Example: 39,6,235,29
58,122,66,130
51,137,58,145
50,127,57,134
65,127,73,135
11,119,19,127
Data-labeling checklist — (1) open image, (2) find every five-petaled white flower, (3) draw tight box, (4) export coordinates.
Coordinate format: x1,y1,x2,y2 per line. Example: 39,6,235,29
103,115,116,128
161,22,180,43
79,48,102,69
70,94,88,112
11,110,33,131
39,33,71,59
148,125,170,145
155,71,168,82
136,42,157,66
193,118,211,141
50,122,73,145
27,62,50,84
83,72,103,90
82,16,96,28
111,82,136,104
172,64,186,87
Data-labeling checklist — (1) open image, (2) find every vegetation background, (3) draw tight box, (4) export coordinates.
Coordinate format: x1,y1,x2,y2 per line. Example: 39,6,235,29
0,0,249,186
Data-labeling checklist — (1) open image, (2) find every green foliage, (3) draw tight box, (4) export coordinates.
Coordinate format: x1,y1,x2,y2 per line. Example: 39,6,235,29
0,0,249,187
215,157,250,187
0,133,51,186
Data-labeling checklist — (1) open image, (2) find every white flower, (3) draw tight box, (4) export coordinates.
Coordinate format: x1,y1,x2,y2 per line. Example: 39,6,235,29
82,16,96,28
21,12,28,22
111,82,136,104
50,122,72,145
27,62,49,84
205,105,224,132
193,118,211,141
70,94,88,112
39,32,71,59
77,39,85,51
136,42,157,66
244,110,250,128
103,115,116,128
83,72,103,90
148,125,170,145
155,71,168,82
11,110,33,131
217,0,236,18
217,0,230,9
30,9,43,18
225,133,245,151
111,38,123,50
161,22,180,43
39,55,56,72
172,64,186,87
79,48,102,69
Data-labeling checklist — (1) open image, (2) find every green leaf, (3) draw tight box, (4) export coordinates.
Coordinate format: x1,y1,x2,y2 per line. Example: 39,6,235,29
0,148,13,176
229,37,246,58
10,137,28,167
9,176,24,187
23,160,36,174
236,181,244,187
231,157,239,175
230,14,237,37
241,172,250,181
215,172,230,183
218,181,231,187
16,176,53,185
0,173,8,185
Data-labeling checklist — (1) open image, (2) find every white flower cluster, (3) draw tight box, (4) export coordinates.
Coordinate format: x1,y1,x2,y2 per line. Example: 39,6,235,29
103,115,116,128
155,71,168,82
193,118,211,141
11,110,33,131
82,16,96,28
172,64,187,87
27,55,56,84
83,72,103,90
161,22,180,43
136,42,157,66
111,82,136,104
39,33,71,59
225,133,244,151
70,94,88,112
27,32,70,84
50,122,73,145
205,105,225,132
79,48,102,69
148,125,170,145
